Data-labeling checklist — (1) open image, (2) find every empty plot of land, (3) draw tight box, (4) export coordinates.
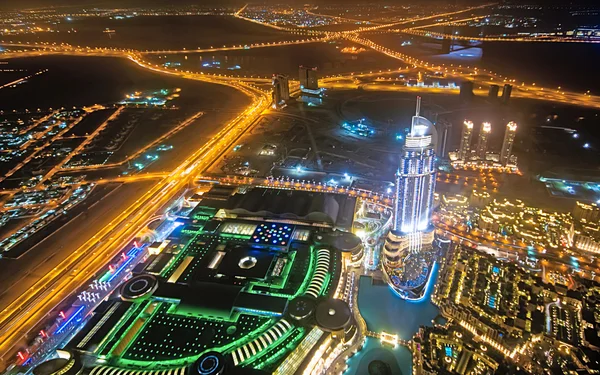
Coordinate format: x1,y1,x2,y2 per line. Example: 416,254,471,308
105,109,195,163
64,108,117,137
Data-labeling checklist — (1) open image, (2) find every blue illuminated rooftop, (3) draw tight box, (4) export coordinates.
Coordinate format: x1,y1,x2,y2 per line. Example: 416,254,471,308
250,222,295,248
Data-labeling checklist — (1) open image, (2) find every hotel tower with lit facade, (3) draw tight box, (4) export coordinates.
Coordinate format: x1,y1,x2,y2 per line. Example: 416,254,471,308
383,97,439,301
500,121,517,166
476,122,491,160
458,120,473,161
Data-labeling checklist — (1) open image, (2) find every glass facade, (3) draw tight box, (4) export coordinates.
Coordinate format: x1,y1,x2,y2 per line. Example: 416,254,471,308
393,106,437,235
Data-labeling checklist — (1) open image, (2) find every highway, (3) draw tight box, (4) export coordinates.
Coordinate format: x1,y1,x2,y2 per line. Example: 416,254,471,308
94,173,169,183
0,70,47,90
0,37,330,56
338,34,600,109
335,3,496,34
0,55,271,369
138,37,332,54
3,6,600,110
400,19,600,44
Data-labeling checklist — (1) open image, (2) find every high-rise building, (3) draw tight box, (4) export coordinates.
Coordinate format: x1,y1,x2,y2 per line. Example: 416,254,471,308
476,122,491,160
299,66,319,91
383,97,437,300
441,26,454,54
299,66,308,88
460,81,474,100
502,84,512,104
458,120,474,161
500,121,517,166
488,84,499,99
272,74,290,107
574,201,600,223
392,97,437,234
299,66,322,105
436,119,451,158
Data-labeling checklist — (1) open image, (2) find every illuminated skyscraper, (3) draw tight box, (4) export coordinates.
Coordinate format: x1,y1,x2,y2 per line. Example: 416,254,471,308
392,97,437,234
383,97,438,300
500,121,517,166
458,120,474,161
476,122,491,160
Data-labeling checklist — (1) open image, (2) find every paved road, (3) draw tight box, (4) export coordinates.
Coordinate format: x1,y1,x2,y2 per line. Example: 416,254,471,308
0,181,154,313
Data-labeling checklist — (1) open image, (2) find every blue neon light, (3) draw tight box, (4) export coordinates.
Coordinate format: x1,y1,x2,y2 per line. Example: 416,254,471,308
236,307,282,317
55,305,85,334
198,355,219,374
126,246,140,257
108,255,135,283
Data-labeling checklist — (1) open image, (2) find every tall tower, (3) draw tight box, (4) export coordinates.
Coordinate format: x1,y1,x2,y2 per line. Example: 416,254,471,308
488,84,499,99
272,74,290,107
460,81,474,100
384,97,437,300
502,84,513,104
476,122,491,160
299,66,318,90
441,25,454,54
436,119,451,159
392,97,437,234
458,120,474,161
500,121,517,166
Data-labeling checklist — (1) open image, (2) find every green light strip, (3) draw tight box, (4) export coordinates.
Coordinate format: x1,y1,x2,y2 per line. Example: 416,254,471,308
320,273,331,297
254,328,306,370
295,246,315,297
115,302,164,365
160,232,202,277
238,325,297,367
99,301,148,356
219,318,275,354
220,233,252,240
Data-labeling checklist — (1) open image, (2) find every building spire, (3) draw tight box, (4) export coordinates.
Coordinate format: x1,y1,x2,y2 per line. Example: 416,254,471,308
411,96,422,135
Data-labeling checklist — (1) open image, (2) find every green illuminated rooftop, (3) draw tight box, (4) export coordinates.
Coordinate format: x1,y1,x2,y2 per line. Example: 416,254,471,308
64,213,353,375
